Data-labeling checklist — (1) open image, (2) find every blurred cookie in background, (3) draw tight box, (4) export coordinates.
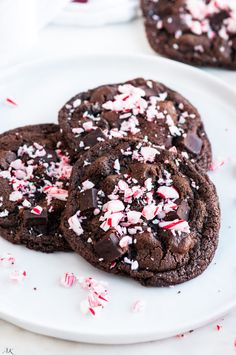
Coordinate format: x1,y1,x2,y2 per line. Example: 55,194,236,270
141,0,236,69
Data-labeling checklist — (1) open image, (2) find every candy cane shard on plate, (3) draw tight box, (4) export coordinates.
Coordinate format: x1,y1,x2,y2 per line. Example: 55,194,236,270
131,300,146,313
10,270,27,283
5,98,18,107
60,272,77,288
78,277,109,316
0,253,15,267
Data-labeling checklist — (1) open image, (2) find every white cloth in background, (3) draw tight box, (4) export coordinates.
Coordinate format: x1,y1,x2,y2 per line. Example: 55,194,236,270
0,0,139,67
0,0,70,66
53,0,139,27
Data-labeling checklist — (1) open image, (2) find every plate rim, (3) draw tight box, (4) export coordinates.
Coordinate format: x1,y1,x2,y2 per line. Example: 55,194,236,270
0,53,236,344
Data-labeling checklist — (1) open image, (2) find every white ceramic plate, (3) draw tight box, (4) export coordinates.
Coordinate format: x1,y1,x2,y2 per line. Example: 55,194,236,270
0,54,235,344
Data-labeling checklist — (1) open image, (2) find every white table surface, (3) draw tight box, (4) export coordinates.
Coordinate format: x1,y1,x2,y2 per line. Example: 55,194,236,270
0,18,236,355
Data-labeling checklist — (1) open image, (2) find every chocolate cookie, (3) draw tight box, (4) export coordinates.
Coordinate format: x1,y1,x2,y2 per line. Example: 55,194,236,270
0,124,73,253
141,0,236,69
61,139,220,286
58,78,212,170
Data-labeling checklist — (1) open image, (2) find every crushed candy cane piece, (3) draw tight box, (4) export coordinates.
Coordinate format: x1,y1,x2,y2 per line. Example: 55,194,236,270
78,277,109,317
157,186,179,199
68,212,84,236
209,158,225,172
119,236,133,248
132,300,146,313
43,186,68,201
10,270,27,283
5,98,17,106
142,204,161,220
82,180,95,190
31,206,43,215
0,253,15,267
9,190,23,202
159,219,190,233
0,209,9,217
60,272,76,288
140,146,159,162
127,211,142,224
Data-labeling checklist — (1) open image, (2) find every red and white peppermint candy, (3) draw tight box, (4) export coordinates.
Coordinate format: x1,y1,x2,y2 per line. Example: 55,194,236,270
142,204,161,220
144,178,153,191
68,212,84,236
78,277,109,317
9,190,23,202
31,206,43,215
10,270,27,283
82,121,94,132
60,272,76,288
0,253,15,267
114,159,120,173
0,209,9,218
163,201,178,213
127,211,142,224
209,158,225,172
10,158,24,170
5,98,18,107
119,235,133,248
103,200,125,213
82,180,95,190
107,212,123,228
43,186,68,201
118,179,129,191
157,186,179,199
131,300,146,313
72,127,84,135
140,146,159,163
159,219,190,233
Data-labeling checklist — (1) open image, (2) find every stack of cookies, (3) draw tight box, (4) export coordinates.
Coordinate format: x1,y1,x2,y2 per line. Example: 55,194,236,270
0,78,220,286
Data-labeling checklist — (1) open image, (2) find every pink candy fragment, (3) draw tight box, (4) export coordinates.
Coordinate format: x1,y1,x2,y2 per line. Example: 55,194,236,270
140,146,159,163
132,300,146,313
60,272,77,288
0,253,15,267
127,211,142,224
157,186,179,199
142,204,161,220
10,270,27,283
82,180,95,190
31,206,43,215
159,219,190,233
209,158,225,172
68,212,84,236
43,186,68,201
79,277,109,316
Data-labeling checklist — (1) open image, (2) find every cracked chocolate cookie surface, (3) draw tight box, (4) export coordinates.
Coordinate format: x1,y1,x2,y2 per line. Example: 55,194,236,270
58,78,212,170
61,139,220,286
141,0,236,69
0,124,72,253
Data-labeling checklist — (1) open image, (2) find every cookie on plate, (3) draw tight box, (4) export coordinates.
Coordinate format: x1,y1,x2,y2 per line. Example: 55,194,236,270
0,124,72,253
61,138,220,286
58,78,212,170
141,0,236,69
